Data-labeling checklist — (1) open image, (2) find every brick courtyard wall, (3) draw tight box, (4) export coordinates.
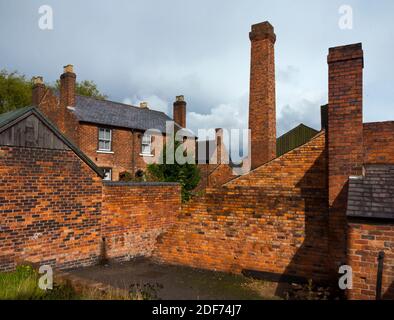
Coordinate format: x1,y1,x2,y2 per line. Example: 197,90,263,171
347,219,394,300
0,146,103,271
101,182,181,261
363,121,394,164
207,164,237,188
154,132,330,282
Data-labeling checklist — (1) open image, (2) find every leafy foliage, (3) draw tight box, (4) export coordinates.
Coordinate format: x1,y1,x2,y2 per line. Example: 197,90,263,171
54,79,107,100
0,70,32,114
0,69,107,115
147,140,200,202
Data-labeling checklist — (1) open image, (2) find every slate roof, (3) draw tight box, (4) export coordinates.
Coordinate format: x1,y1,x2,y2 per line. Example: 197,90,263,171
0,106,104,178
70,95,177,132
347,164,394,220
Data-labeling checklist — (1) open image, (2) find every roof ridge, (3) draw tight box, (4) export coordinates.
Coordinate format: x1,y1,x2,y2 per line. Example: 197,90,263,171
277,123,318,140
76,94,169,116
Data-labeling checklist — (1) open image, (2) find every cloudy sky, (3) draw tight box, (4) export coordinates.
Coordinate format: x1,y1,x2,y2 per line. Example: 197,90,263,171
1,0,393,138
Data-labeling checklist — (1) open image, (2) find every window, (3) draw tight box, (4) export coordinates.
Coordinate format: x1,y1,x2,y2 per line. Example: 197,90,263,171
141,134,152,155
102,168,112,181
98,128,112,151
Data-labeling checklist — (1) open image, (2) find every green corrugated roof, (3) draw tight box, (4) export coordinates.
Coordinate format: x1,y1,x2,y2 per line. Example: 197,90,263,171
0,106,35,128
276,124,319,157
0,106,104,178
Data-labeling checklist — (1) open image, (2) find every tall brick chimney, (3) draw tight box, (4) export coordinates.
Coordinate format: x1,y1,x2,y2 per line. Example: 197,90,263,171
249,21,277,170
327,43,364,277
32,76,45,106
60,64,76,107
173,95,186,128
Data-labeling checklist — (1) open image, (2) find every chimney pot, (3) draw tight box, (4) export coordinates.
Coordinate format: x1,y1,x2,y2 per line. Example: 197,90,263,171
140,101,148,109
32,76,44,85
176,95,185,102
63,64,74,73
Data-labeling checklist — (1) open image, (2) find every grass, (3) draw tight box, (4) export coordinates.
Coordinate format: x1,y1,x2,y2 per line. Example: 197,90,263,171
0,265,145,300
0,265,78,300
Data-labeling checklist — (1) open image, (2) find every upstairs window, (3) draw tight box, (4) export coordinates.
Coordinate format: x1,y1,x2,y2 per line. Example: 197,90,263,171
98,128,112,151
141,134,152,155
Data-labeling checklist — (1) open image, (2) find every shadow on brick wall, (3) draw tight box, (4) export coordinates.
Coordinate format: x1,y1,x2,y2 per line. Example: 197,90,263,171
274,153,330,297
383,281,394,300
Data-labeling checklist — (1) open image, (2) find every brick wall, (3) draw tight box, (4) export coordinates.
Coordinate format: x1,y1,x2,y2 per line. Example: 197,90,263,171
79,124,162,180
347,219,394,300
36,88,80,146
363,121,394,164
154,132,329,282
0,146,103,271
101,182,181,261
227,132,326,189
327,43,364,276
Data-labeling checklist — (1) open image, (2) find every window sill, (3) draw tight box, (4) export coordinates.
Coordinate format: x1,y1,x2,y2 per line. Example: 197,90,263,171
140,153,154,157
97,150,114,154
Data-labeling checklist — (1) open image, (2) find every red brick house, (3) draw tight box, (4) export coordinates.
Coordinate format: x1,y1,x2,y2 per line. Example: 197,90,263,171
32,67,187,181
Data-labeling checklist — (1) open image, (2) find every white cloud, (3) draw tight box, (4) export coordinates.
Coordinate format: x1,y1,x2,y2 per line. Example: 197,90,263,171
123,94,169,114
187,94,248,138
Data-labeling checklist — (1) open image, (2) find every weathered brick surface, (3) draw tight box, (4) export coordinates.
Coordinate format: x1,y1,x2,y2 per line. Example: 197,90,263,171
154,132,329,282
363,121,394,164
78,123,155,180
102,182,181,261
327,43,364,276
227,133,326,189
249,22,277,169
347,220,394,300
37,90,159,180
0,146,103,271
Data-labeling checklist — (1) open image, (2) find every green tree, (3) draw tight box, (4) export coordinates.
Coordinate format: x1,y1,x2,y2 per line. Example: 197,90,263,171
0,69,108,115
0,70,32,114
54,79,107,100
147,140,200,202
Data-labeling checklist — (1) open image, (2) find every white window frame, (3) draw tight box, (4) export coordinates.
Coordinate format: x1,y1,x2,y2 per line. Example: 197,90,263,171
141,134,153,156
98,128,112,152
102,168,112,181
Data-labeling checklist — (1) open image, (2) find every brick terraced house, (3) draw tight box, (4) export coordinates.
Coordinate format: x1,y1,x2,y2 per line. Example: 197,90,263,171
32,67,188,181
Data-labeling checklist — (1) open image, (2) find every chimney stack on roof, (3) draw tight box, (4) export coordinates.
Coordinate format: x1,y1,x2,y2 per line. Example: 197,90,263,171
173,95,187,128
60,64,76,107
32,76,45,106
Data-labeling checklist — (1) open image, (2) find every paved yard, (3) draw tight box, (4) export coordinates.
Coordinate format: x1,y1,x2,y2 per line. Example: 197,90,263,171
68,258,280,300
